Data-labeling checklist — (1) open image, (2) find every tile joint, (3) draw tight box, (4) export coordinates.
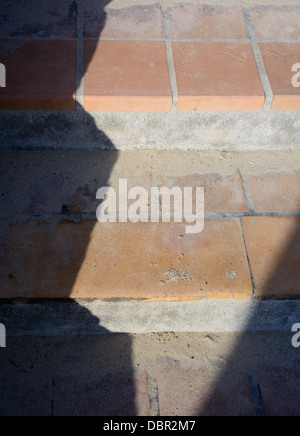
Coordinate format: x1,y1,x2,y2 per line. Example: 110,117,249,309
242,7,273,110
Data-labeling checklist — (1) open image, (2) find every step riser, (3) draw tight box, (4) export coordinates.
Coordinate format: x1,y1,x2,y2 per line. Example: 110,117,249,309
1,300,300,336
0,111,300,151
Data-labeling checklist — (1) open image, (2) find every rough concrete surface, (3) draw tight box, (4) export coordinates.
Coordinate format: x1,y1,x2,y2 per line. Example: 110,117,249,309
1,299,300,336
1,111,300,151
0,331,299,415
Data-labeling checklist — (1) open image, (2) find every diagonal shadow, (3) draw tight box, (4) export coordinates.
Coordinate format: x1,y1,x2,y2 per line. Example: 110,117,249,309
0,0,141,416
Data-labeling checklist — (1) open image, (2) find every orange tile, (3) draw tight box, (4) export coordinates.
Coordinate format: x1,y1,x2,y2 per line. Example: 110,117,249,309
250,6,300,41
248,172,300,213
156,170,248,213
259,43,300,110
167,5,249,40
172,42,265,111
83,41,172,111
242,217,300,299
84,3,164,39
0,219,252,300
0,40,76,110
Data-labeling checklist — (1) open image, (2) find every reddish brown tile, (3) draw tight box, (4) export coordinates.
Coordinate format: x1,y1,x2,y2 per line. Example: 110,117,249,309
242,217,300,299
83,41,172,111
167,5,249,40
0,40,76,110
248,172,300,213
259,43,300,110
172,42,265,111
0,219,252,300
157,170,248,213
250,6,300,41
84,3,164,39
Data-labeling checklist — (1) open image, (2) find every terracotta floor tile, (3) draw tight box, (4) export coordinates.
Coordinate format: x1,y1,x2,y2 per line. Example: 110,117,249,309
172,42,265,111
156,357,254,416
84,3,164,39
154,170,248,213
242,217,300,299
167,5,249,40
248,172,300,213
0,219,252,300
0,40,76,110
250,6,300,41
259,43,300,110
83,41,172,111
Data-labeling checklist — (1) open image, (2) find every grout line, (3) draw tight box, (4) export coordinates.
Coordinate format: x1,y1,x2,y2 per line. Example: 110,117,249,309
243,7,273,110
85,37,165,42
168,39,300,43
251,42,273,110
242,7,259,43
162,9,178,111
148,375,161,417
1,212,300,223
51,379,55,417
2,36,300,43
4,36,300,43
75,0,84,110
247,373,266,417
239,217,257,298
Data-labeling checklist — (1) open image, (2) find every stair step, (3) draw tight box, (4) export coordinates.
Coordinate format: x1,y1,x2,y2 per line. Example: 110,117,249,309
0,149,299,301
0,2,299,112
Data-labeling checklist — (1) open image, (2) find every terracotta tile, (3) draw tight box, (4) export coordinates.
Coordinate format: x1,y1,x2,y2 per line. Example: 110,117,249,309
172,42,265,111
0,40,76,110
54,371,150,416
0,0,77,38
167,5,249,40
259,43,300,110
155,170,248,213
83,41,172,111
0,219,252,300
248,172,300,212
84,3,164,39
156,357,254,416
0,220,96,299
242,217,300,299
250,6,300,41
